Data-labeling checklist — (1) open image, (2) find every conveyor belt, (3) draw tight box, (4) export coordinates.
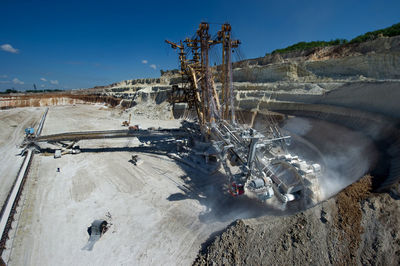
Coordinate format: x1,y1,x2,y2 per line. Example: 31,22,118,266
1,107,48,261
34,128,188,142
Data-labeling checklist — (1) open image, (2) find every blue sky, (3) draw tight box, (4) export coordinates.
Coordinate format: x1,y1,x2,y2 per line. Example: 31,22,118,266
0,0,399,91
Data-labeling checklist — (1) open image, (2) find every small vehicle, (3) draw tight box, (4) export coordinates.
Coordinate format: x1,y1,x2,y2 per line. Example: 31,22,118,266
25,127,35,136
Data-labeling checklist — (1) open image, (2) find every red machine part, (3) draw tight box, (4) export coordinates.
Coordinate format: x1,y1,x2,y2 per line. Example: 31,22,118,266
230,182,244,196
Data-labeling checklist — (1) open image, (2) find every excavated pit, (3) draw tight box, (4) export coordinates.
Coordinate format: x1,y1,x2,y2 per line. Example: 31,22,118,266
167,104,396,214
236,108,400,195
3,34,400,264
2,94,399,265
3,92,397,209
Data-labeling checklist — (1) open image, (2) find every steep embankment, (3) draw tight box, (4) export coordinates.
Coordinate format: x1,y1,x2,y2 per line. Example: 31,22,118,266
194,177,400,266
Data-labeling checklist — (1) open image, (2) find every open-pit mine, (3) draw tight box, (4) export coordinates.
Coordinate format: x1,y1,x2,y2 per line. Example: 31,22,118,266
1,23,400,265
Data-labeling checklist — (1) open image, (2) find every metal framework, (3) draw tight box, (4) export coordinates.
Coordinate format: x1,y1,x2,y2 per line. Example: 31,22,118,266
166,22,322,205
18,22,322,208
166,22,240,126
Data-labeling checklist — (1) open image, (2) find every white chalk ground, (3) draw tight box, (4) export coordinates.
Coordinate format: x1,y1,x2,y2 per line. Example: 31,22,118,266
3,103,378,265
0,107,44,208
40,104,179,135
6,104,231,265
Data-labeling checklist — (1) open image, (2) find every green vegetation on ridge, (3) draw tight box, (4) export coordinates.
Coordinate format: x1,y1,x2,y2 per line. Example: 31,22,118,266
272,39,348,54
350,22,400,43
270,22,400,55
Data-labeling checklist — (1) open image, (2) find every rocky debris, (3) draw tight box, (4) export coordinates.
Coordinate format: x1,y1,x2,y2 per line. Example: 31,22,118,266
332,175,372,265
194,175,400,266
359,193,400,265
125,101,174,121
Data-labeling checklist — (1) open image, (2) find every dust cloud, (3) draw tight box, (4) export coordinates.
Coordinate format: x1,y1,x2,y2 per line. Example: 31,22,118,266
282,116,379,200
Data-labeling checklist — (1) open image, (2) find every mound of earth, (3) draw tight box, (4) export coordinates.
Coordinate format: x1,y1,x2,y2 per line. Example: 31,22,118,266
194,175,400,265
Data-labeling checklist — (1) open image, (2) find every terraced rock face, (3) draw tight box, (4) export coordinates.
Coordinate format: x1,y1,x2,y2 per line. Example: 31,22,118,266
232,52,400,83
94,36,400,96
0,94,124,109
232,35,400,82
194,176,400,266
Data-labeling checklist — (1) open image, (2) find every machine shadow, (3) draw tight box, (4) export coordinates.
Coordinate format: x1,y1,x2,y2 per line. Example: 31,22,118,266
166,165,290,223
40,127,303,222
133,135,295,222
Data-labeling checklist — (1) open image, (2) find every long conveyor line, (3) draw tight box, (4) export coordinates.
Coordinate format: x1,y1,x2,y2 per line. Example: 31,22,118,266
34,128,189,143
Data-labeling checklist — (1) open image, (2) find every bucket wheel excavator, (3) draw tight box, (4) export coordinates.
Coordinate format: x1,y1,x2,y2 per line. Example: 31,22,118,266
166,22,322,206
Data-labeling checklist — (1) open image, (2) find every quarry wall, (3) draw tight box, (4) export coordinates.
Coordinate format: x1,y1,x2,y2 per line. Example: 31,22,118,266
235,81,400,119
232,52,400,83
0,94,125,109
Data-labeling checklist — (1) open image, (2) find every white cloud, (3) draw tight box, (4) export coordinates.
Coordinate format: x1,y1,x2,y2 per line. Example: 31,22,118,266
0,75,7,78
41,84,45,88
40,77,47,82
149,64,157,70
12,78,24,84
50,80,59,85
0,81,10,84
142,60,148,64
1,44,19,54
